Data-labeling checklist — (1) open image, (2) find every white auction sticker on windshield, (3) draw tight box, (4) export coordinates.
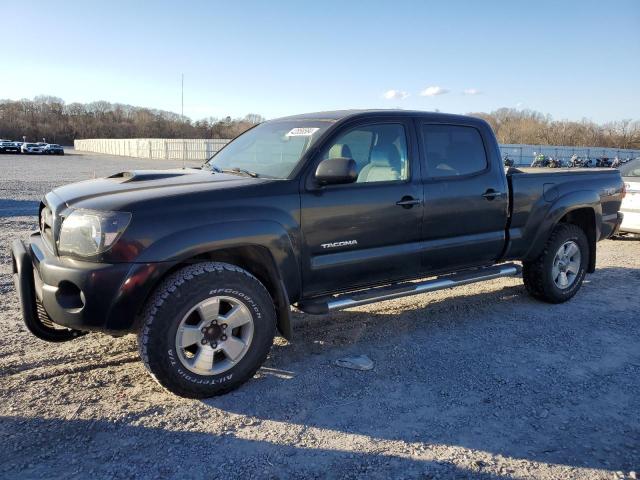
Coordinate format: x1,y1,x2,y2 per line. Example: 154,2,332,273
286,127,319,137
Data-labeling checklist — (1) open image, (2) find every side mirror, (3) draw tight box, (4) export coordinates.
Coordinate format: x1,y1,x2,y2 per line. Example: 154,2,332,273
315,157,358,185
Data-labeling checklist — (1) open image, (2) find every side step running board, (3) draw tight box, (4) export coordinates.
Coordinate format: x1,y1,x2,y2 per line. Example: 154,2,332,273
297,263,521,315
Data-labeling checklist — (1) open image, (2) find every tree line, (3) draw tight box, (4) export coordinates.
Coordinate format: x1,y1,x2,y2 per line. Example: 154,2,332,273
1,96,638,150
0,96,264,145
472,108,640,150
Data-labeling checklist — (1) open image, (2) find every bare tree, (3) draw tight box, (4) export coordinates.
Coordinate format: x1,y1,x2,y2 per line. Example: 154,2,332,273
469,109,640,149
1,97,638,149
0,97,264,144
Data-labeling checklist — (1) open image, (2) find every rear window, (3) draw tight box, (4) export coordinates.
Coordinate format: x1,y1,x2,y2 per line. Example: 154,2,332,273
421,124,487,178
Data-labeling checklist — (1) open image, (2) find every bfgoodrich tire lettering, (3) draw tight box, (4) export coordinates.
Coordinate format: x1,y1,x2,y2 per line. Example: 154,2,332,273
522,223,589,304
138,262,276,398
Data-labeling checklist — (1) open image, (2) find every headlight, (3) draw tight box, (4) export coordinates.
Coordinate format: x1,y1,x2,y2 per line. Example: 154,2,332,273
58,209,131,257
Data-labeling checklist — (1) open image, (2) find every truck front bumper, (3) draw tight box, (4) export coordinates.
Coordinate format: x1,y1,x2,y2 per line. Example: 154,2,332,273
11,233,164,334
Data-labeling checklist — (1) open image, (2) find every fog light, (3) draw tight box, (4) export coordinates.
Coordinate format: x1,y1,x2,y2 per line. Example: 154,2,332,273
55,281,85,310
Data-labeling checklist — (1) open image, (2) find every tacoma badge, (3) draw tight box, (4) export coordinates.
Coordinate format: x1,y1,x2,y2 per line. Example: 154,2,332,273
320,240,358,249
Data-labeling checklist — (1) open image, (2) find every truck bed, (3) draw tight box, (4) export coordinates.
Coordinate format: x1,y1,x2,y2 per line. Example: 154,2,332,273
505,167,624,260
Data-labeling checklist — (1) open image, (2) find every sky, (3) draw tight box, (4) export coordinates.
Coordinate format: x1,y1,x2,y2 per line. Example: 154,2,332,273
1,0,639,123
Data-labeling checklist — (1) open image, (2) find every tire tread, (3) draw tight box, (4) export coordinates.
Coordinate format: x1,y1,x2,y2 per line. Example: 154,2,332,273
522,223,588,304
137,262,275,398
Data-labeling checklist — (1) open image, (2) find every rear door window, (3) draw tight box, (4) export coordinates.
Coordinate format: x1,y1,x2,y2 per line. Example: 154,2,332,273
421,124,487,178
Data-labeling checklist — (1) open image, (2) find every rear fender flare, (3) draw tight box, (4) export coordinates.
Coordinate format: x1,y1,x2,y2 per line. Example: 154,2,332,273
523,190,601,263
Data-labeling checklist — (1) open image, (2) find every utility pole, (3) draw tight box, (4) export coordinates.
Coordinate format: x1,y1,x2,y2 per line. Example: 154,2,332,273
181,73,185,169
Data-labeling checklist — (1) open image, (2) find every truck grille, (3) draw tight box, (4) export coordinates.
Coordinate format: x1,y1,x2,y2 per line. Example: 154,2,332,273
36,300,56,328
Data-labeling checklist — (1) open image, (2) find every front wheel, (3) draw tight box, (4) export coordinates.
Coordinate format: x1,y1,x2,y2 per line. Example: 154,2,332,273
522,223,589,303
138,262,276,398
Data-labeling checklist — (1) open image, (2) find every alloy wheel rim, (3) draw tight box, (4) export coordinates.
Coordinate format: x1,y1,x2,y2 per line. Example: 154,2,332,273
175,296,254,376
551,240,581,289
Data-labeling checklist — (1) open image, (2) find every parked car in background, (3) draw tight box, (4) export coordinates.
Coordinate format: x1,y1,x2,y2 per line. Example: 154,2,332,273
619,158,640,235
0,141,21,153
42,144,65,155
21,143,44,154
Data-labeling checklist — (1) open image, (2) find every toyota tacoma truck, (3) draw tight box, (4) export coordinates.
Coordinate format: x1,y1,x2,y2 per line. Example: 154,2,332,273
11,110,624,398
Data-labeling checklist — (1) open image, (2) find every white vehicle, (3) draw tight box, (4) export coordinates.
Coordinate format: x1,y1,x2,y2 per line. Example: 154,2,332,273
619,159,640,235
21,143,44,154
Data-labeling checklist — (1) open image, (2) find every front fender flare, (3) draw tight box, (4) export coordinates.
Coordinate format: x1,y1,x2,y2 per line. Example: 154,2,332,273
134,220,300,339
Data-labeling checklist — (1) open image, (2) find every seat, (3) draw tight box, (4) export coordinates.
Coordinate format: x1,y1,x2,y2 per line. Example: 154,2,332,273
357,145,402,182
328,143,353,160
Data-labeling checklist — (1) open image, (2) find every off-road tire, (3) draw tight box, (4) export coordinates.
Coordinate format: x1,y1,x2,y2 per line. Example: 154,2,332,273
138,262,276,398
522,223,589,304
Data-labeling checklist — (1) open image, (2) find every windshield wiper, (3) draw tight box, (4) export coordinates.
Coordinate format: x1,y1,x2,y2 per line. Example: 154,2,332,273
220,167,259,178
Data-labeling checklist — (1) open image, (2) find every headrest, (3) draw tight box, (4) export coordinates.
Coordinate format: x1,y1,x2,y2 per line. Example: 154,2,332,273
328,144,353,159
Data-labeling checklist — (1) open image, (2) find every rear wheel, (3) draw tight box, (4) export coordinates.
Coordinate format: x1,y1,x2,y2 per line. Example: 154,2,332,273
138,262,276,398
522,223,588,303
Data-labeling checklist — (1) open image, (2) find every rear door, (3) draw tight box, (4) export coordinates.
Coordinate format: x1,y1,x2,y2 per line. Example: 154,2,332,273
300,118,423,297
418,122,508,272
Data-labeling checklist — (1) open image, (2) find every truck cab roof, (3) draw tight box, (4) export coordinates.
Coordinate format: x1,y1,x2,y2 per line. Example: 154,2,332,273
275,109,486,125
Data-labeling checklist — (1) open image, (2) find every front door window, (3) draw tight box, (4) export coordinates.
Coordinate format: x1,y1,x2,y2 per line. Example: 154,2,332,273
322,123,409,183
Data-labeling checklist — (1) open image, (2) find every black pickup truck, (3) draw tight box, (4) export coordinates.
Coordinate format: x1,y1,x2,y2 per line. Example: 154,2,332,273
11,110,624,397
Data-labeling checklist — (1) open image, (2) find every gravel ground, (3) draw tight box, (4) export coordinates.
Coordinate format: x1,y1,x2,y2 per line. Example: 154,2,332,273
0,151,639,479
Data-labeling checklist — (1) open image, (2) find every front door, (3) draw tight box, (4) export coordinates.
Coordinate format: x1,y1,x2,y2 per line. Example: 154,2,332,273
300,119,423,297
418,122,508,273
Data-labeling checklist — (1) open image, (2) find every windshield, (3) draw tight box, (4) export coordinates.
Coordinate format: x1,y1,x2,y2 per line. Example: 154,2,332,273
620,159,640,177
206,120,333,179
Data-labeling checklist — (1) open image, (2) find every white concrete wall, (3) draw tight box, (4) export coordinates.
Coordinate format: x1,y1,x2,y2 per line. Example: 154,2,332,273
74,138,231,161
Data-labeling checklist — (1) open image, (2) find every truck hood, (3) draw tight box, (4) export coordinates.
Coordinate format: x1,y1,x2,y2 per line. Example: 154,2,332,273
44,168,266,213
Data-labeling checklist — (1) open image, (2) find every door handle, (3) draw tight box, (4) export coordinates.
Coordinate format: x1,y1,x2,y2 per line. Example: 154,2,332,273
482,189,504,200
396,196,421,208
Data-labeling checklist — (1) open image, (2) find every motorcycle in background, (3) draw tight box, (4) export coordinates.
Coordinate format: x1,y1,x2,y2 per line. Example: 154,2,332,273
548,157,563,168
568,154,595,168
568,154,584,168
531,152,549,167
503,154,514,167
